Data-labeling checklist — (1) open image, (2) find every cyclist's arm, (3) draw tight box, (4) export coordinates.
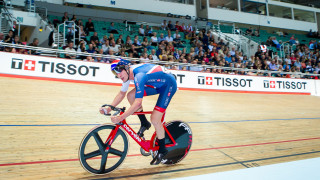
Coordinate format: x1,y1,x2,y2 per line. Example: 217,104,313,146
118,73,145,120
119,98,142,120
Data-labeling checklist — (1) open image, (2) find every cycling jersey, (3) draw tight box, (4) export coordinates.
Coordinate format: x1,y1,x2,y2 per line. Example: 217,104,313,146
120,64,177,112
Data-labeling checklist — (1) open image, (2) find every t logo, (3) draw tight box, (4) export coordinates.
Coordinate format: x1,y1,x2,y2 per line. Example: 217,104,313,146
11,58,23,69
24,60,36,71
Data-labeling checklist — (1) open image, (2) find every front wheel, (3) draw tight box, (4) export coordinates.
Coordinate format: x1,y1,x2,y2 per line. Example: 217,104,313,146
152,121,193,165
79,124,128,174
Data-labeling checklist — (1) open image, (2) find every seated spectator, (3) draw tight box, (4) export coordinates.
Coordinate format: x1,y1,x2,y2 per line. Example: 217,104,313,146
271,37,281,49
161,20,168,30
141,37,151,50
85,18,95,33
90,32,99,45
108,22,119,34
109,39,120,55
246,27,253,36
165,31,173,42
4,30,14,43
145,25,153,37
151,49,159,61
254,30,260,37
12,35,21,45
100,35,108,45
138,24,145,36
0,32,4,50
101,40,110,54
76,41,87,60
79,25,87,41
167,20,175,31
186,23,193,33
173,34,184,48
28,38,40,55
158,33,166,43
65,41,76,59
86,43,96,54
62,12,69,23
175,21,183,32
117,34,124,44
150,32,158,46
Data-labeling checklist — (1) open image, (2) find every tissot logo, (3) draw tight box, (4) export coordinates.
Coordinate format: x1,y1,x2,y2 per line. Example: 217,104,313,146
264,80,307,89
198,76,252,87
10,59,100,77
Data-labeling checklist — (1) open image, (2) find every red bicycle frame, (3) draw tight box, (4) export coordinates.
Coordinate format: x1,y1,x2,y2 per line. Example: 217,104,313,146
104,111,177,152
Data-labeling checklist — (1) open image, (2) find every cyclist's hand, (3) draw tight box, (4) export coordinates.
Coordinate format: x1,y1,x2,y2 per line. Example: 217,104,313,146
99,107,110,115
111,116,122,124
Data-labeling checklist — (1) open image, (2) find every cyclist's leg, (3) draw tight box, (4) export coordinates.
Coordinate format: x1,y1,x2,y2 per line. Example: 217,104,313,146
127,87,158,137
150,75,177,165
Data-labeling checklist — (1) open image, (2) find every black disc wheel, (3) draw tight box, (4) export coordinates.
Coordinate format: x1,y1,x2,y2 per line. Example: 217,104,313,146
79,124,128,174
153,121,193,165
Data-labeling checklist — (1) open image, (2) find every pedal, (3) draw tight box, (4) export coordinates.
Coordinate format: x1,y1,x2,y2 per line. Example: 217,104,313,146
140,147,151,156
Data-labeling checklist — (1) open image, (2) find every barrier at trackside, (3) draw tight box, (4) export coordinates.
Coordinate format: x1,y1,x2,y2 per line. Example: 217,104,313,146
0,52,319,96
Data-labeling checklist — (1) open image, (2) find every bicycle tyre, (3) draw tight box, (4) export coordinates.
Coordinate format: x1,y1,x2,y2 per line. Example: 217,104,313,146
79,124,128,174
152,121,193,165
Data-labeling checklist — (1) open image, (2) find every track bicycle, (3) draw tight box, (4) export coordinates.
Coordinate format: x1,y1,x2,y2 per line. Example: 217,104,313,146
79,104,192,174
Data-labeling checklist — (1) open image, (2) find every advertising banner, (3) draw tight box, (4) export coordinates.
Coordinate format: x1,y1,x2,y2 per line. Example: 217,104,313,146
0,52,318,96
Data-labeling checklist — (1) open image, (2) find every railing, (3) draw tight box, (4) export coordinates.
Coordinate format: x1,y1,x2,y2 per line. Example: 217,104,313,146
0,6,21,36
58,21,80,47
1,42,319,78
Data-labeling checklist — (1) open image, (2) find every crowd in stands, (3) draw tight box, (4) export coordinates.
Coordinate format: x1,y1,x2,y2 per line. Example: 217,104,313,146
1,12,320,79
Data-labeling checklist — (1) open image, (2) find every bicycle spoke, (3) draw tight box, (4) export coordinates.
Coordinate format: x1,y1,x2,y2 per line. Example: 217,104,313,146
100,154,108,172
93,132,105,151
84,150,101,159
109,147,123,157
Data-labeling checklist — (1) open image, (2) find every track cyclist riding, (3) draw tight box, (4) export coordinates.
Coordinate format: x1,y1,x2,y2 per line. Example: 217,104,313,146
100,59,177,165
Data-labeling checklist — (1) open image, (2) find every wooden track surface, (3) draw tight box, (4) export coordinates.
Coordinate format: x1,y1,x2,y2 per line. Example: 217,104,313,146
0,76,320,179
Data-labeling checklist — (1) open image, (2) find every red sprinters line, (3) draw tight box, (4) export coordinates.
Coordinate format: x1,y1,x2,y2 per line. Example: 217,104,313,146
0,137,319,167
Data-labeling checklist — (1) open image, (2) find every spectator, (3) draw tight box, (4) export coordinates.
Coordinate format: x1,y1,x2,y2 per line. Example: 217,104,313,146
12,35,21,45
165,31,173,43
79,25,87,41
4,30,14,43
0,32,4,50
161,20,168,30
28,38,40,55
100,35,108,45
186,23,193,33
158,33,166,43
65,41,76,59
175,21,182,32
62,12,69,23
167,20,175,31
108,22,119,34
150,32,158,46
76,41,86,60
138,24,145,36
90,32,99,45
145,25,153,37
86,43,96,54
101,40,110,54
109,39,120,55
246,27,253,36
151,49,159,61
85,18,95,33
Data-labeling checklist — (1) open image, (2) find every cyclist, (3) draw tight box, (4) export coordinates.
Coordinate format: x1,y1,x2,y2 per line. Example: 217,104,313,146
100,59,177,165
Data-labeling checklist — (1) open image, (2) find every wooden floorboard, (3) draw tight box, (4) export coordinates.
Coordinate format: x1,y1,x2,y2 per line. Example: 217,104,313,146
0,76,319,179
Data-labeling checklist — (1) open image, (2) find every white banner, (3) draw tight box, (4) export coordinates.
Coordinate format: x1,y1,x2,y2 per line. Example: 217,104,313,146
0,52,319,96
